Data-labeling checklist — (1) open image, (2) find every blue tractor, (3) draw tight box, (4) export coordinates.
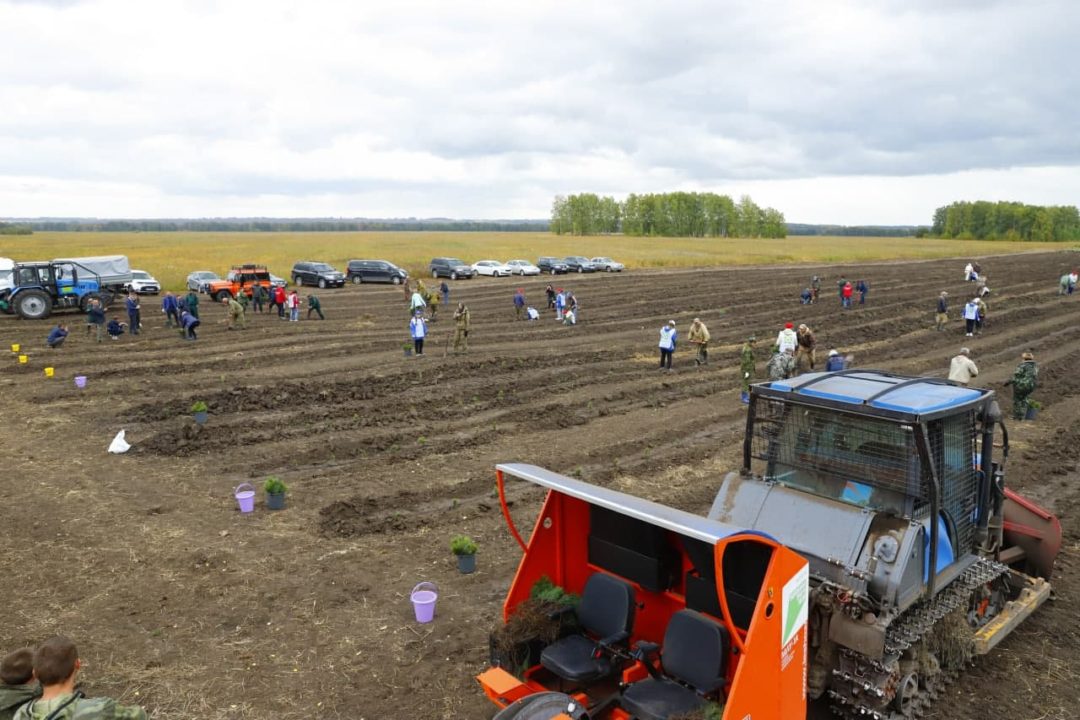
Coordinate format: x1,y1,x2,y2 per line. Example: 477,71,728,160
3,256,132,321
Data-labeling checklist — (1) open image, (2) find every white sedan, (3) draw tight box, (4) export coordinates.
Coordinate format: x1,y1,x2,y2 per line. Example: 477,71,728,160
472,260,513,277
505,259,541,276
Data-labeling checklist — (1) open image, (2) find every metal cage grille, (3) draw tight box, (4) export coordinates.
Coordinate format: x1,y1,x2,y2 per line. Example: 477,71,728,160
750,402,924,512
928,412,978,556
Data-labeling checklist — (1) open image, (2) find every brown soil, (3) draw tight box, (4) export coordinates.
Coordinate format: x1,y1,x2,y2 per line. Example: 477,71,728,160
1,251,1078,719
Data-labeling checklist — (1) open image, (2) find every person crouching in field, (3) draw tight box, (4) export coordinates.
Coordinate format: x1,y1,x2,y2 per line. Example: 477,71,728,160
0,647,40,720
12,636,146,720
46,324,68,349
106,317,126,340
180,309,200,340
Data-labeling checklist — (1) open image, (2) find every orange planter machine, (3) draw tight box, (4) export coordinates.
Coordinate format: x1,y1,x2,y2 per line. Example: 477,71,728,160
479,463,810,720
478,371,1061,720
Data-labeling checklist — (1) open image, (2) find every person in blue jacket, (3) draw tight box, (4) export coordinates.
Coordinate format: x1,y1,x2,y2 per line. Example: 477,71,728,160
658,320,677,371
409,310,427,355
106,317,126,339
180,309,200,340
46,323,69,348
161,292,179,327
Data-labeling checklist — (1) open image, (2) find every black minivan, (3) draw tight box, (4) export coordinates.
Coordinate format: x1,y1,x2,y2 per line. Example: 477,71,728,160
346,259,408,285
291,261,346,288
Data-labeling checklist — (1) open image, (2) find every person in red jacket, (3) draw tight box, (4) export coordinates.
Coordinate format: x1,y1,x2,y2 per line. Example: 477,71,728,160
842,281,854,309
273,286,287,319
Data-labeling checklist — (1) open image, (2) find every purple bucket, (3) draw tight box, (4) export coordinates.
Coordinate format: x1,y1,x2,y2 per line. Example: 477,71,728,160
74,375,87,389
411,582,438,623
234,483,256,513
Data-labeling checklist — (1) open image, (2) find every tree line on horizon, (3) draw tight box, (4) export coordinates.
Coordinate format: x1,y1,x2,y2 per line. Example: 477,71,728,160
14,218,548,233
931,201,1080,242
550,192,787,238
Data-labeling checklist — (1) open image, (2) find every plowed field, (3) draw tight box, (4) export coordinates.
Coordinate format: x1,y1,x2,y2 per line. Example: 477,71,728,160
1,250,1077,720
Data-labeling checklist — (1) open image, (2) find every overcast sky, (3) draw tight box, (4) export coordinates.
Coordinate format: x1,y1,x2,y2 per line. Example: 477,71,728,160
1,0,1078,224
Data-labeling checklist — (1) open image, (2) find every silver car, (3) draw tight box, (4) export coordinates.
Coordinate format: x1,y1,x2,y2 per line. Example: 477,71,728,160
186,270,220,293
591,257,625,272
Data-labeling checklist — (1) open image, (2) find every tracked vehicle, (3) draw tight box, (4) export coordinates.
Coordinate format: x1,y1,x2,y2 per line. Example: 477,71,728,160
478,371,1060,720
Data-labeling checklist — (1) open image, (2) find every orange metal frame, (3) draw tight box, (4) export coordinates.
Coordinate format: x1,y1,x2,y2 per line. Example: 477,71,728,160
482,470,809,720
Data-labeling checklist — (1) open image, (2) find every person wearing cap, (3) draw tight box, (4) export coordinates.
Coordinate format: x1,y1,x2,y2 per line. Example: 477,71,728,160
739,336,757,402
935,291,949,331
658,320,677,371
409,309,427,356
776,322,797,354
795,323,816,374
948,347,979,385
688,317,711,366
962,297,980,337
825,349,845,372
1004,352,1039,420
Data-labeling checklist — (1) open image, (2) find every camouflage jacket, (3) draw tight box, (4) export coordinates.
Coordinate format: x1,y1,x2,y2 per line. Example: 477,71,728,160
13,693,145,720
740,344,756,374
767,352,795,381
1011,361,1038,394
454,307,470,329
0,684,40,720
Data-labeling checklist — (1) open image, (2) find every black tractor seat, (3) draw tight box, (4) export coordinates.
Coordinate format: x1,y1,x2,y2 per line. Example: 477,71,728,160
539,572,637,687
620,609,729,720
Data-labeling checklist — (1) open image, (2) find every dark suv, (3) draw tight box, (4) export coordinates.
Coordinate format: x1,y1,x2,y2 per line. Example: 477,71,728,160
538,257,570,275
429,257,475,280
563,256,598,273
291,262,346,288
347,260,408,285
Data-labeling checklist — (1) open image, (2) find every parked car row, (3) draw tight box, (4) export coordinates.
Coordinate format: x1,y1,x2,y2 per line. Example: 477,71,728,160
178,253,626,297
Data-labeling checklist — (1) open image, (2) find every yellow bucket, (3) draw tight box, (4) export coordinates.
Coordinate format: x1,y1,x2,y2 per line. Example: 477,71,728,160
18,355,28,364
44,367,54,378
11,343,19,353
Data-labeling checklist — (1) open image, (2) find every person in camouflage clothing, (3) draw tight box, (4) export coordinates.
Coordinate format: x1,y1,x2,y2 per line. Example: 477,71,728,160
767,347,796,382
13,637,146,720
1004,352,1039,421
739,336,757,403
0,649,39,720
453,302,471,353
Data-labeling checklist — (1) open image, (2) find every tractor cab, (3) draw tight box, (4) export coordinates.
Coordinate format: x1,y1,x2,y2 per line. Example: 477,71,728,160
478,464,809,720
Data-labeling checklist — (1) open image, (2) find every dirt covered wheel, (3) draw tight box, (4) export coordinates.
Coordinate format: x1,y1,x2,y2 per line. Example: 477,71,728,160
550,268,556,275
391,276,401,285
577,267,584,273
16,290,51,320
293,276,302,286
432,269,438,278
213,290,232,302
352,276,362,284
450,271,458,280
318,278,327,289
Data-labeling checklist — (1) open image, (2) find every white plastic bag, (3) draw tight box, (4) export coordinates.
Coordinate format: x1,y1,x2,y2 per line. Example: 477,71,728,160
108,430,130,454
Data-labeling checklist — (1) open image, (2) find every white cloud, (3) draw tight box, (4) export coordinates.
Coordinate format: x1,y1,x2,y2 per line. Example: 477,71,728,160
1,0,1079,223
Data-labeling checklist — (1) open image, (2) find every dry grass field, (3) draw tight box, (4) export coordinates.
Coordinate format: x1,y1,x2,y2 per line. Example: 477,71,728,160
2,231,1074,289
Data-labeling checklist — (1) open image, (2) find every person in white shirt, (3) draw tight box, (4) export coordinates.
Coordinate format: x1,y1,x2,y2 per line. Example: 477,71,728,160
964,262,974,281
948,348,978,385
658,320,677,371
409,310,427,355
962,299,980,337
776,322,798,353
